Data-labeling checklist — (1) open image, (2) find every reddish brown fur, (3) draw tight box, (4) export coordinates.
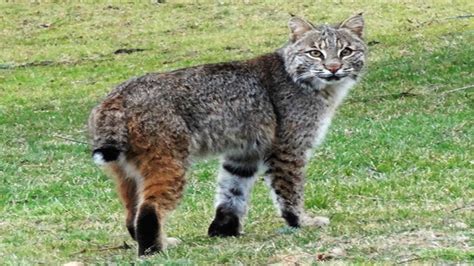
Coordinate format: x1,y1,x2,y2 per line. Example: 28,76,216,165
136,151,187,211
126,116,189,212
89,93,128,152
114,116,189,254
106,164,137,239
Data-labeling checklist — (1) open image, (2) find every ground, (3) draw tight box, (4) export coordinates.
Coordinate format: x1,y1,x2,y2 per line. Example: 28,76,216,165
0,1,473,264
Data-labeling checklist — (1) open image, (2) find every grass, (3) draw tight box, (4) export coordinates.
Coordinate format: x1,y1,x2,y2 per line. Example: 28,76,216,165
0,1,473,264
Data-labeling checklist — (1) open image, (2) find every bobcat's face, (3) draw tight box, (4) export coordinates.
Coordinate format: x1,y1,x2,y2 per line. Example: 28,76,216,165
283,14,367,89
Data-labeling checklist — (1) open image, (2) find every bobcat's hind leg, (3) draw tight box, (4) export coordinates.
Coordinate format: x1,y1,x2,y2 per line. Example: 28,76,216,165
133,151,187,256
265,152,329,228
208,155,259,237
106,163,138,240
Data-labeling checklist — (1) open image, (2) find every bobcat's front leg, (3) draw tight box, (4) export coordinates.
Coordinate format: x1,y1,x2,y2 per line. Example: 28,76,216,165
265,151,329,228
208,154,259,237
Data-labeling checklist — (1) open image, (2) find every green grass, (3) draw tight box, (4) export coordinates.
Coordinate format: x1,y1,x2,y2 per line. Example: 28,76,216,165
1,1,473,264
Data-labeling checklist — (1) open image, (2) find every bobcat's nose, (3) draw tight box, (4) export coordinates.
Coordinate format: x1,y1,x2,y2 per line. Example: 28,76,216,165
325,63,342,74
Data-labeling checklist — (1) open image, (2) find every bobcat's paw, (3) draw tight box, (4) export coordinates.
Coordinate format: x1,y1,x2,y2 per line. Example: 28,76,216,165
208,210,241,237
301,215,330,227
165,237,181,248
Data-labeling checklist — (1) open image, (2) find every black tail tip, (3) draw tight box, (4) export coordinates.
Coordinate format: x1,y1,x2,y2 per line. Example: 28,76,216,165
92,147,121,164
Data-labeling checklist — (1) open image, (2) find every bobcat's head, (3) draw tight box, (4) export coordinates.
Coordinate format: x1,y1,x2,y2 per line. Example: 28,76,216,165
282,14,367,90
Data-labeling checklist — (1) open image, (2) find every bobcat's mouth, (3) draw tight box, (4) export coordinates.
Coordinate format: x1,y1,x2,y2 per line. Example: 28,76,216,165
322,76,340,81
319,74,348,82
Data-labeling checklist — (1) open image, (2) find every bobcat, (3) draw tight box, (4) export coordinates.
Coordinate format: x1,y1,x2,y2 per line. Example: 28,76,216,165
88,14,366,256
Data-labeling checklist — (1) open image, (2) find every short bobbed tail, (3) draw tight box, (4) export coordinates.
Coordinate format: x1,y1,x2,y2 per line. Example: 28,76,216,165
88,94,129,165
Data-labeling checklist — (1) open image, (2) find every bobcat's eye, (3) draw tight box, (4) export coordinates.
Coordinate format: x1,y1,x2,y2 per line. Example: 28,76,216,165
340,47,353,58
306,50,324,59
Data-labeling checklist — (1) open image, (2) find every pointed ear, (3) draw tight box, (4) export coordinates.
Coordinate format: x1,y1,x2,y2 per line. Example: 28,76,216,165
288,17,314,42
339,13,364,38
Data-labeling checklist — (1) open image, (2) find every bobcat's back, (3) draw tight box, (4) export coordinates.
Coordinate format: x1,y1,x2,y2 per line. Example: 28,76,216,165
89,60,277,161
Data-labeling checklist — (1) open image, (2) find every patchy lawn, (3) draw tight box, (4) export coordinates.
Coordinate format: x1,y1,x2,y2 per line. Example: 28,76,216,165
0,1,472,264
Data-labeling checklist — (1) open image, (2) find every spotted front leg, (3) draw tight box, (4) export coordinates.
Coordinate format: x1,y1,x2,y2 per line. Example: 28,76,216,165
265,151,329,228
208,156,259,237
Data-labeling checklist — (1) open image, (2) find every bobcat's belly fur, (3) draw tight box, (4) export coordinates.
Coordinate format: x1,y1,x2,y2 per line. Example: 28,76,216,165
88,14,367,256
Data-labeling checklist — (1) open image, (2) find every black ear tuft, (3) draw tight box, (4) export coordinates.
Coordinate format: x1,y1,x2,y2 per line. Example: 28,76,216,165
288,16,315,42
339,13,364,38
